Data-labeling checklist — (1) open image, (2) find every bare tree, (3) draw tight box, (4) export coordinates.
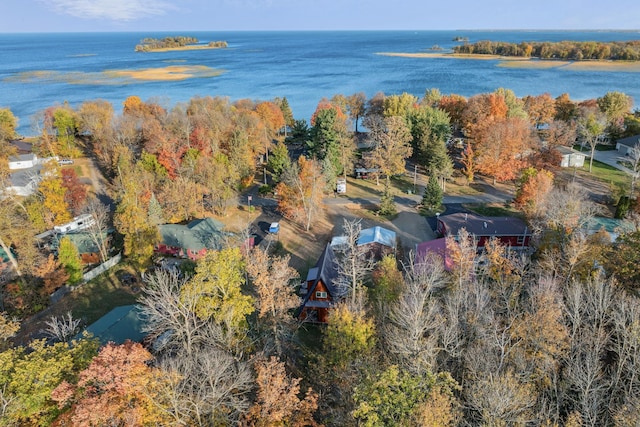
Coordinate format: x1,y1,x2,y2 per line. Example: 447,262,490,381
628,140,640,195
333,218,374,305
81,197,111,262
245,248,299,358
466,371,536,426
41,311,81,343
139,269,210,358
383,253,447,374
563,277,616,426
154,348,253,426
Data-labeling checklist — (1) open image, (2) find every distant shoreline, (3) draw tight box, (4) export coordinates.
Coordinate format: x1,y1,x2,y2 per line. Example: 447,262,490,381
376,52,640,72
140,44,227,53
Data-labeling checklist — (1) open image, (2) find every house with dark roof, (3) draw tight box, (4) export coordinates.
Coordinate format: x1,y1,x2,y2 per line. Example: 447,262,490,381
616,134,640,156
296,243,346,323
156,217,226,260
82,305,146,346
437,212,531,249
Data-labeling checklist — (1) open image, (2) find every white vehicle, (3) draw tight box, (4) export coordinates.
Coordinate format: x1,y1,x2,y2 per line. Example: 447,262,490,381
54,214,95,234
58,158,74,165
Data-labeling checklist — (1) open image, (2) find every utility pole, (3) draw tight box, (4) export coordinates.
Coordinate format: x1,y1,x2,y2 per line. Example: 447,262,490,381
413,164,417,193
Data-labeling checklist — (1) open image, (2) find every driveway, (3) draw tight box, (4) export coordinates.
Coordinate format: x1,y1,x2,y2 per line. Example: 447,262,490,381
592,149,638,176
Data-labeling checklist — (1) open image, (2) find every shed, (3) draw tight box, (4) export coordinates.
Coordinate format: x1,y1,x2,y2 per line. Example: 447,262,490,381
83,305,146,346
557,146,586,168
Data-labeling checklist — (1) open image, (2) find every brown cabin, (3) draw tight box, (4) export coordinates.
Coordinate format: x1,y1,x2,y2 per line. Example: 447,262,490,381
296,243,345,323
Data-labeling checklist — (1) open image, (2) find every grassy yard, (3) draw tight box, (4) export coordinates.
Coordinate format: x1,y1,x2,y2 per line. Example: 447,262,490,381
63,267,139,325
462,202,525,218
578,159,630,195
13,264,140,345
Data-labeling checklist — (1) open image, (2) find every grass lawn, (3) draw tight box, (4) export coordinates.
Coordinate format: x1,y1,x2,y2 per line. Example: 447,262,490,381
13,264,139,345
578,159,630,194
64,267,139,325
463,202,525,218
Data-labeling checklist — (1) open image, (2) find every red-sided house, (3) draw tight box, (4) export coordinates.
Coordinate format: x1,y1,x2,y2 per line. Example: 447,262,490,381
415,238,454,271
156,218,226,260
296,243,346,323
437,213,531,249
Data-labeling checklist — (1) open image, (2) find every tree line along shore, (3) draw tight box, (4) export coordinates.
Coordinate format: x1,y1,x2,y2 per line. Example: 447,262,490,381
2,87,640,426
453,39,640,61
134,36,228,52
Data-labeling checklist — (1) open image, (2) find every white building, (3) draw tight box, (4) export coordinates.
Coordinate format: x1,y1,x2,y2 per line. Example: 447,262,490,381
557,146,586,168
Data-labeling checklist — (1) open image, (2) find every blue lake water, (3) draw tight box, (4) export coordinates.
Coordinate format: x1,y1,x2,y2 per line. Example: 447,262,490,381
1,30,640,135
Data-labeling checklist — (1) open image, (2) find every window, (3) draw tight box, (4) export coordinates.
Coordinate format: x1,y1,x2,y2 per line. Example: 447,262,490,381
517,236,525,244
315,291,327,299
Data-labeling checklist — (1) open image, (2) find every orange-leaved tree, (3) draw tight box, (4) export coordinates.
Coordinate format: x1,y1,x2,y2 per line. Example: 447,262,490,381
514,167,555,217
276,156,326,232
244,356,320,426
52,342,171,426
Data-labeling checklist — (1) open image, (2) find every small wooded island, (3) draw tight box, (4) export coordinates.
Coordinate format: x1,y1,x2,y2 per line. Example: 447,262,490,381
454,39,640,61
135,36,228,52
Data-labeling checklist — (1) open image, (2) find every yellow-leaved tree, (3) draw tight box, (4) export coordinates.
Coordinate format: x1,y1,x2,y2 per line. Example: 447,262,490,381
181,247,254,345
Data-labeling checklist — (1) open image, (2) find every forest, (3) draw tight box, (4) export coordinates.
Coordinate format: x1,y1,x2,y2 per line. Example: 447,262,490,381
1,87,640,426
134,36,227,52
453,39,640,61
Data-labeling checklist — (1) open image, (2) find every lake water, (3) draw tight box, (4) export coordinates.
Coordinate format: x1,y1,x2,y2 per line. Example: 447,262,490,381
1,30,640,135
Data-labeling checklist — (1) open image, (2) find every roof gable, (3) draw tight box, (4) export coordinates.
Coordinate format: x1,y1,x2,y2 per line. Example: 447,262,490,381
83,305,146,345
296,243,344,317
159,218,226,252
357,226,396,248
617,134,640,148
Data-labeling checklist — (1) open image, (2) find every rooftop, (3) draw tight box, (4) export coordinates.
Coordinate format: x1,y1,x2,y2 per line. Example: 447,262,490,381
357,226,396,248
438,213,529,237
158,217,226,252
617,134,640,149
83,305,146,346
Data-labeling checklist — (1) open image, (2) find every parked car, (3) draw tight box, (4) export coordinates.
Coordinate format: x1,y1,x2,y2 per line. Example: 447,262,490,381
58,158,74,165
268,222,280,234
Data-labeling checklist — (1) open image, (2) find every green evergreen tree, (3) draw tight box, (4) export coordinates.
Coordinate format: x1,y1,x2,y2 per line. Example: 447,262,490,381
277,97,295,128
147,192,164,226
57,236,83,284
308,108,344,176
267,141,291,181
379,182,397,216
422,175,443,211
